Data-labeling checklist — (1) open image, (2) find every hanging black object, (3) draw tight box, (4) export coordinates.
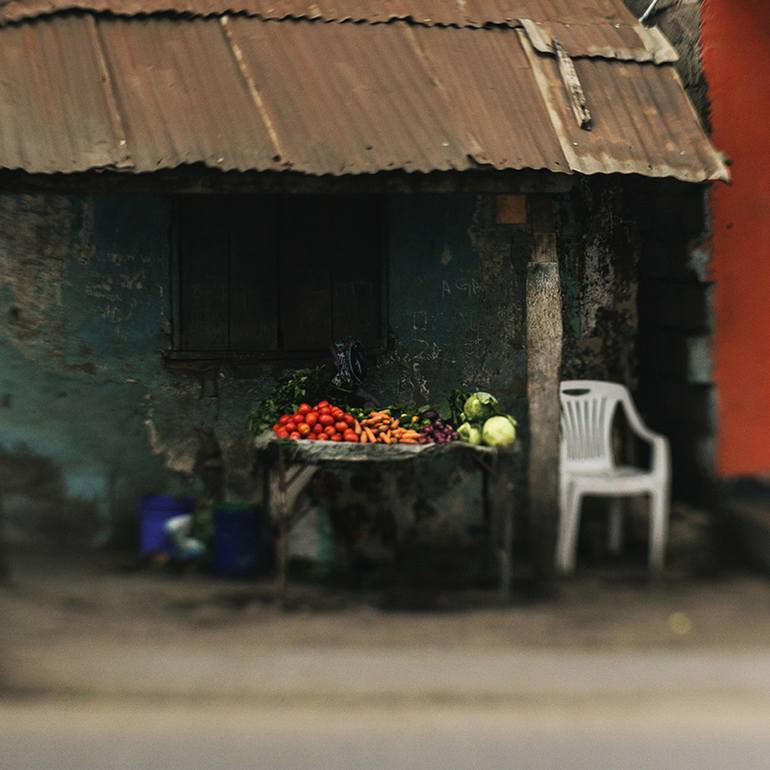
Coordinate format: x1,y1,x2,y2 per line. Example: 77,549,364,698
330,338,367,391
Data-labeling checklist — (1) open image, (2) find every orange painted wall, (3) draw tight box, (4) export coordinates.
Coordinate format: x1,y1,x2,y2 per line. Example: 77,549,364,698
701,0,770,476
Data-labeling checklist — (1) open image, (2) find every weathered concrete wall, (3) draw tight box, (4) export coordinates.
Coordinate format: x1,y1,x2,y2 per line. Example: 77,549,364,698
0,193,267,545
383,194,529,413
559,179,640,387
0,190,637,549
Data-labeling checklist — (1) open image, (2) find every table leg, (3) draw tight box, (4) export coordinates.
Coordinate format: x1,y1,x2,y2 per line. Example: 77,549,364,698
488,453,514,602
276,449,289,605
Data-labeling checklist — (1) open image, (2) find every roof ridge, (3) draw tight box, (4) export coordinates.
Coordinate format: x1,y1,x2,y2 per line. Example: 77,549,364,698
0,2,680,65
0,0,642,31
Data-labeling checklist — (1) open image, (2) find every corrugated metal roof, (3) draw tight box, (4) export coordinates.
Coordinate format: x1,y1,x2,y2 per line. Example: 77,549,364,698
0,0,678,62
0,14,129,172
0,0,643,27
517,31,723,182
0,7,728,181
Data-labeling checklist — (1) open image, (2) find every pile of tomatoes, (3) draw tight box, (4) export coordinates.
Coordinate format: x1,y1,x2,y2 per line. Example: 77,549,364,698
272,401,360,443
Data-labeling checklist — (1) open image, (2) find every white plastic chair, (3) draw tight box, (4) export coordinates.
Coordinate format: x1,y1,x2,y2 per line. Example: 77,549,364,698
557,380,671,575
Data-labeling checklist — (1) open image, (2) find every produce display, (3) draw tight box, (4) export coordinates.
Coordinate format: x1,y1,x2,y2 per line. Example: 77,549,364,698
255,372,517,451
358,411,422,444
416,410,459,445
457,391,518,448
272,401,359,443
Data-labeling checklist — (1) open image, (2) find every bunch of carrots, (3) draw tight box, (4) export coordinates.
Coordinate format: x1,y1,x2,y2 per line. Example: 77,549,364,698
358,410,422,445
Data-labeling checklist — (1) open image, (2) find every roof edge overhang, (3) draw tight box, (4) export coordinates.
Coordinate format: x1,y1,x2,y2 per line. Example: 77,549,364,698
0,166,728,196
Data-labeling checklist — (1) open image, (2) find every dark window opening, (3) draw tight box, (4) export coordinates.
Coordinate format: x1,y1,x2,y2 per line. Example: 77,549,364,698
173,194,386,357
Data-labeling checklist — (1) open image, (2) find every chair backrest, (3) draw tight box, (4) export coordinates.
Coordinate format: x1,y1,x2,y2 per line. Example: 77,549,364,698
559,380,630,472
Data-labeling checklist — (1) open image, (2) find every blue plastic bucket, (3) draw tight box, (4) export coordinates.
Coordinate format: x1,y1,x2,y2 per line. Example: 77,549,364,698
212,503,264,577
139,495,193,555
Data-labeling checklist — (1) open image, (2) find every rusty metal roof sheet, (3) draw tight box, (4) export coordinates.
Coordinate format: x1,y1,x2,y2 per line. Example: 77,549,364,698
0,0,679,61
0,8,728,182
0,0,643,27
0,14,129,172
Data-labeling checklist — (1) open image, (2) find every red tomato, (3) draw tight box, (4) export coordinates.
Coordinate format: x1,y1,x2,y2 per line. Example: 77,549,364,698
276,429,289,439
330,434,342,442
318,406,331,416
272,424,281,433
285,421,297,433
317,400,330,409
324,426,337,437
312,423,323,435
343,431,358,443
298,423,311,437
332,408,344,419
289,432,301,440
279,415,291,426
318,433,329,441
305,412,318,427
298,404,311,415
334,421,348,433
319,414,334,427
306,434,317,441
343,414,355,427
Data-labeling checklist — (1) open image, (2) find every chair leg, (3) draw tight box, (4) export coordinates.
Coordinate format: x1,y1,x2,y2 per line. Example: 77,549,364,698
608,498,623,555
649,486,669,575
556,486,581,576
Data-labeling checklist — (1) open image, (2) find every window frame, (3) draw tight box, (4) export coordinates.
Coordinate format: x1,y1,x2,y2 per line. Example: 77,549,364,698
166,193,390,366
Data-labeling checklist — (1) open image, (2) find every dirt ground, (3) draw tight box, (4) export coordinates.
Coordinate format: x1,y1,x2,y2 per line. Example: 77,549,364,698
1,545,769,652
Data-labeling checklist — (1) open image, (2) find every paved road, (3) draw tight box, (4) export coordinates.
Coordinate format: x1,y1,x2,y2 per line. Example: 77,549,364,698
2,698,769,770
6,642,770,700
4,644,770,769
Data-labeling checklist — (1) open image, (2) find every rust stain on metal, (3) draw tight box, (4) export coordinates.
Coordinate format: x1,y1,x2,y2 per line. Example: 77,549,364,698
219,15,284,162
0,1,729,182
87,13,132,168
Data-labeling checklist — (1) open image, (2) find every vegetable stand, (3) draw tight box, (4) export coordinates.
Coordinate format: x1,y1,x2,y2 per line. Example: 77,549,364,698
255,435,518,602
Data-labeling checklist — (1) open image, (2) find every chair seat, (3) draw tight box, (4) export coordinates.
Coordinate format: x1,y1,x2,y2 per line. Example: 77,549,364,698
565,466,656,494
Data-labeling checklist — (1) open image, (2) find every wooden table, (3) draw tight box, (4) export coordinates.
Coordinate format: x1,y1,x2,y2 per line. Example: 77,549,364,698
254,436,518,601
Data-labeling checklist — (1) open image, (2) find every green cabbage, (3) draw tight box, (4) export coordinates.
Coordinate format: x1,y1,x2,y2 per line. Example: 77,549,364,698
457,422,483,445
463,392,499,422
482,415,517,447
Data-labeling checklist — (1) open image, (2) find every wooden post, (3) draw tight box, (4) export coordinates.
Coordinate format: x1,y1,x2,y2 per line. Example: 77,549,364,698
527,196,563,586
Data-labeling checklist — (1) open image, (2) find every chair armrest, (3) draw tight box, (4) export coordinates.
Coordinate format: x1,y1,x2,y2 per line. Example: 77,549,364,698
648,433,670,480
620,396,670,479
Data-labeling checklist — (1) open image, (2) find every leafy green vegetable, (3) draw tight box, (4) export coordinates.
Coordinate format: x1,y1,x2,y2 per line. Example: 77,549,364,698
457,422,483,445
248,367,322,436
464,392,500,422
448,388,471,426
482,415,517,447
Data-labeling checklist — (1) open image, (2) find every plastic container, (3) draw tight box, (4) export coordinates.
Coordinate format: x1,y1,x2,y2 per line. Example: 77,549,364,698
212,503,265,577
139,495,193,555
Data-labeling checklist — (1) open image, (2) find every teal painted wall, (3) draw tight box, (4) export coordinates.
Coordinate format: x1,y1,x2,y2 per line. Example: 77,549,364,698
0,186,637,547
0,193,269,544
382,194,530,412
